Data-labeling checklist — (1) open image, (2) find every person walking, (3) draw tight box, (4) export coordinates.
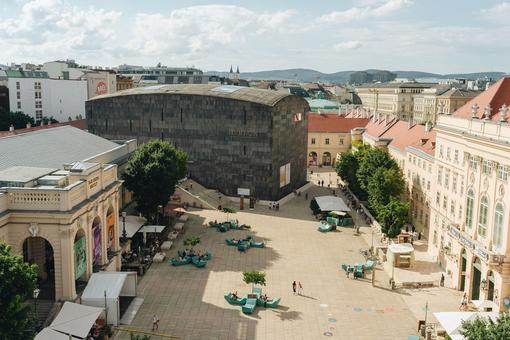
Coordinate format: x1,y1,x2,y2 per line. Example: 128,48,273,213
298,281,303,295
459,292,468,310
152,314,160,331
305,192,308,200
292,281,297,294
440,273,445,287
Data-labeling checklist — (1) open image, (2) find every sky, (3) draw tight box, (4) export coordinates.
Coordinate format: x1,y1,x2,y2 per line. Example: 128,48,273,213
0,0,509,74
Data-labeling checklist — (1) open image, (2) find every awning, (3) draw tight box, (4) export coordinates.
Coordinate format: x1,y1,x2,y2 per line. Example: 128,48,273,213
471,300,497,310
138,225,166,234
388,243,414,254
36,328,80,340
82,272,133,300
314,196,350,212
433,311,499,339
121,215,147,238
48,302,103,339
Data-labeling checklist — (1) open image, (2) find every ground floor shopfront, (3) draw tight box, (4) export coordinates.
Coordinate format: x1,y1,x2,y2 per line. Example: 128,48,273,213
431,224,510,312
0,186,122,301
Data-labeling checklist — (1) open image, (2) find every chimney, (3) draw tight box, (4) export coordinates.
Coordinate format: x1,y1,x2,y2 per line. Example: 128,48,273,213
26,122,31,129
9,125,14,131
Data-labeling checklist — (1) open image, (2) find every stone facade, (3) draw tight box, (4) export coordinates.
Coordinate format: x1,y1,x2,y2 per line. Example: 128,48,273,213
86,86,309,200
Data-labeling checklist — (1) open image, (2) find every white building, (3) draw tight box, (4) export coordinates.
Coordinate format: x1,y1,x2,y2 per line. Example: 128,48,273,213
116,64,208,87
0,69,87,121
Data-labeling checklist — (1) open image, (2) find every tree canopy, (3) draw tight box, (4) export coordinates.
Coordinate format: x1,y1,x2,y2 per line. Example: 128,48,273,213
243,271,266,286
0,110,35,131
122,140,187,218
0,242,38,339
378,198,410,238
366,167,405,214
460,313,510,340
357,147,398,192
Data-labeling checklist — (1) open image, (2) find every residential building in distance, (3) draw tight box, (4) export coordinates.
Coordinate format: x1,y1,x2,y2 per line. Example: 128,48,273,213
86,84,309,200
0,69,87,121
349,70,397,85
307,113,369,167
0,85,9,112
356,82,434,121
116,75,134,91
412,85,451,124
116,65,208,87
436,88,480,115
428,77,510,311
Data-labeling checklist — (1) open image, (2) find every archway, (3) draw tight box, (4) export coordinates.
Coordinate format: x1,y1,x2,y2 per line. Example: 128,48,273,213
471,257,482,300
91,216,102,268
487,270,495,302
23,237,55,300
74,228,87,294
106,206,116,262
459,249,467,291
308,152,318,166
322,152,332,166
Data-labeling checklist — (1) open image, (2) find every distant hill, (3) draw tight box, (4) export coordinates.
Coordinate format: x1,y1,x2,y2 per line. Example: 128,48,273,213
206,69,507,83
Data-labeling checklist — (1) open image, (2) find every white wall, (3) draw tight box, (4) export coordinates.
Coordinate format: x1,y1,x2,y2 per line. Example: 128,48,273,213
7,77,87,122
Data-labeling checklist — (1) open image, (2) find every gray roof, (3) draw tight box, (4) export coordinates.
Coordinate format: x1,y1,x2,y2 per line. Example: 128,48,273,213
0,126,120,171
88,84,294,107
0,166,57,183
356,82,436,89
315,195,351,212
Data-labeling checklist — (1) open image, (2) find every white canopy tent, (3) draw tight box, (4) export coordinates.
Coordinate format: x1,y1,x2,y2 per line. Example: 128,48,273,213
434,311,499,340
314,196,350,212
138,225,166,234
81,272,137,326
471,299,497,311
35,328,80,340
121,215,147,238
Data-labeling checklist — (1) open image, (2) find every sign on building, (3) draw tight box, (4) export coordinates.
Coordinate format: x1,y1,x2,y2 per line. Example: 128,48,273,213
279,163,291,188
74,237,87,279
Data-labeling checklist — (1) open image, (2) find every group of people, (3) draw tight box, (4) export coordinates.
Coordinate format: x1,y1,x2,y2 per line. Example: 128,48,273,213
269,202,280,210
292,281,304,295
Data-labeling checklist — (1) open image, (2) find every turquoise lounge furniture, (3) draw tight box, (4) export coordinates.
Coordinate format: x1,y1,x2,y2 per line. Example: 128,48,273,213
252,287,262,295
170,257,191,266
364,260,376,271
250,241,265,248
202,252,212,261
237,241,250,251
265,298,281,308
191,256,207,268
218,224,230,232
326,217,339,226
242,298,257,314
318,222,332,232
224,293,247,306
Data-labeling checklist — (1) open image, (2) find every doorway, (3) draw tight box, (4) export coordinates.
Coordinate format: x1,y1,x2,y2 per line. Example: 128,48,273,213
471,257,481,300
23,237,55,300
460,249,467,291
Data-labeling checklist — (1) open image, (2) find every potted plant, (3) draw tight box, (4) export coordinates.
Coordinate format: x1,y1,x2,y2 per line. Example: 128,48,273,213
242,271,266,290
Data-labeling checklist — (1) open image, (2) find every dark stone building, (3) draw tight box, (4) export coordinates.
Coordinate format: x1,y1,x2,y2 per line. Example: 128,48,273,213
86,84,309,200
0,86,9,113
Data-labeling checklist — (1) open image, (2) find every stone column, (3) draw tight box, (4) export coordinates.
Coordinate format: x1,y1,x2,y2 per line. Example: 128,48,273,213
59,227,76,300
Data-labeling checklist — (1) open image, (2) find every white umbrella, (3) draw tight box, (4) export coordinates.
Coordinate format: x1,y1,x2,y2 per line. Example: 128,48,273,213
434,312,499,338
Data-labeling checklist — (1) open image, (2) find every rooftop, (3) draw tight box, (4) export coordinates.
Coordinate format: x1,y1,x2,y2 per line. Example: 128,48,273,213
308,113,369,133
363,115,398,138
452,77,510,122
438,88,481,98
88,84,294,107
356,82,436,89
0,166,57,184
0,119,86,138
0,126,121,171
382,121,435,155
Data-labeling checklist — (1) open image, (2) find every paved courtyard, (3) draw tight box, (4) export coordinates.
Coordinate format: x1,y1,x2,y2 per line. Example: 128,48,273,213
115,184,459,340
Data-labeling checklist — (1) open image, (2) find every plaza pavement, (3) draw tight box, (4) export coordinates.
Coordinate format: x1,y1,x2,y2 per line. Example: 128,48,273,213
115,183,459,340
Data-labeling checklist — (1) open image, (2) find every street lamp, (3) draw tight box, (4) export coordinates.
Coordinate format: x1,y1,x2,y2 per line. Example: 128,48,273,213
156,205,163,226
33,288,40,328
121,211,127,241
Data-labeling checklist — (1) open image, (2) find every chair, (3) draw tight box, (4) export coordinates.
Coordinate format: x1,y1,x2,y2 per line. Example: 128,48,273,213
318,224,332,232
237,241,250,251
265,298,281,308
242,298,257,314
224,293,247,306
191,256,207,268
225,238,237,246
250,241,265,248
170,257,191,266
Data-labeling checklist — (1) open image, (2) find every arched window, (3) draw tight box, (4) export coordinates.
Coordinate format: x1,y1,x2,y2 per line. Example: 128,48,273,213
465,189,474,229
478,196,489,238
493,203,504,249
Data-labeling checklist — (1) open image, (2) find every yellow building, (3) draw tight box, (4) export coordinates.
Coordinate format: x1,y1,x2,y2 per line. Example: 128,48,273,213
307,113,369,167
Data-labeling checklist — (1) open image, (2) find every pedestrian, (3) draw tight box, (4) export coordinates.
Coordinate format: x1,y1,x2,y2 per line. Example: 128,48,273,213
412,224,416,233
328,183,331,189
298,281,303,295
459,292,468,310
418,231,422,240
276,202,279,210
292,281,297,294
269,202,272,210
305,192,308,200
152,314,159,331
440,273,445,287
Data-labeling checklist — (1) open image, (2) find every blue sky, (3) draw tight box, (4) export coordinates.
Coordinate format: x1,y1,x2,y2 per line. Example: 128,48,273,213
0,0,508,73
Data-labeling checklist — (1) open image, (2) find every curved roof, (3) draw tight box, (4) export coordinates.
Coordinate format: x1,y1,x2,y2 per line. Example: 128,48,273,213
88,84,295,107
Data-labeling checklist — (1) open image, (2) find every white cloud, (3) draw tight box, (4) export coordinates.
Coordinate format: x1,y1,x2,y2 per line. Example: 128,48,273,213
480,2,510,24
318,0,413,23
334,41,363,50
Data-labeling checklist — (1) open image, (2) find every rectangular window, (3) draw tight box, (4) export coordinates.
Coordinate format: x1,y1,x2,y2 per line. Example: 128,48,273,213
428,164,432,173
105,119,108,131
498,165,509,181
446,147,451,160
452,173,457,193
35,110,42,119
16,92,20,99
149,119,152,132
454,150,459,162
427,181,430,190
311,138,316,145
436,192,440,205
243,145,247,156
458,205,463,220
161,109,164,122
443,195,447,210
243,107,247,125
437,167,443,184
439,145,444,158
325,138,330,145
129,119,133,132
482,160,492,175
450,200,455,215
17,102,21,109
16,81,20,90
444,170,450,189
470,156,478,170
339,139,344,145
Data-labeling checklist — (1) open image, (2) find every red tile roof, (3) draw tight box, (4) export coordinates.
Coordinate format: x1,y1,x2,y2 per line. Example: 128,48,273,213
308,113,369,133
0,119,87,137
363,116,398,138
382,121,435,156
452,77,510,121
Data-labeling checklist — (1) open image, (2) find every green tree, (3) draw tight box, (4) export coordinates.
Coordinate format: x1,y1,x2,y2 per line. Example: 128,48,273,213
36,116,59,126
122,140,187,219
0,242,38,340
335,145,370,199
461,313,510,340
357,148,398,193
366,167,405,215
243,271,266,289
0,110,35,131
378,198,409,238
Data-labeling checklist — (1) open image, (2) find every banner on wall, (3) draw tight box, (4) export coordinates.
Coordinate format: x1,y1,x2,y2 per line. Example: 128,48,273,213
107,213,115,250
93,222,101,265
74,237,86,279
279,163,291,188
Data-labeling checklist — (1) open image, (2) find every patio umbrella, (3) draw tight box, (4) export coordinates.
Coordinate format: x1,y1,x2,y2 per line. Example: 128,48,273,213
173,207,187,213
